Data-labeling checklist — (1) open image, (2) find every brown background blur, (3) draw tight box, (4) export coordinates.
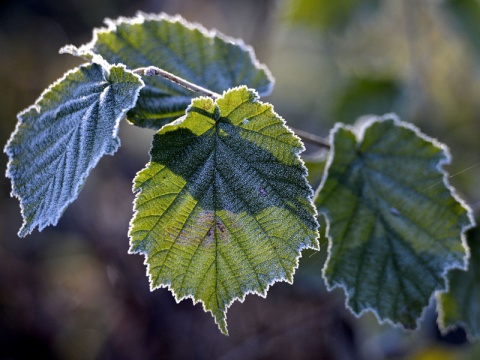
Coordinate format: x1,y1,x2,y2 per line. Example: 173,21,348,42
1,0,480,359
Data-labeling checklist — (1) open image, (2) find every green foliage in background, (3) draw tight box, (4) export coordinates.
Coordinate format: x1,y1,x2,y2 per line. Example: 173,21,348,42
332,78,401,124
438,225,480,341
445,0,480,60
283,0,380,32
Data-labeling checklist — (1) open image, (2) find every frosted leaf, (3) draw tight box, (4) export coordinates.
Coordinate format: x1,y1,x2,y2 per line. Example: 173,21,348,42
62,12,274,129
129,86,319,334
5,63,144,236
315,115,474,328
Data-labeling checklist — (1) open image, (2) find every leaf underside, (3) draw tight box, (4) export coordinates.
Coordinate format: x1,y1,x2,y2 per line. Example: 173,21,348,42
5,63,143,236
437,225,480,340
129,86,319,334
315,116,473,328
62,12,274,129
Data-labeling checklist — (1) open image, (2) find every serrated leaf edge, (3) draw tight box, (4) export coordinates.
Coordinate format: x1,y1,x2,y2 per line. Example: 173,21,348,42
128,86,319,334
60,12,275,98
315,113,475,330
4,63,144,236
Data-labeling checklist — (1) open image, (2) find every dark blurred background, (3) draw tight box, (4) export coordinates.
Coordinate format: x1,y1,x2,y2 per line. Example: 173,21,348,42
1,0,480,359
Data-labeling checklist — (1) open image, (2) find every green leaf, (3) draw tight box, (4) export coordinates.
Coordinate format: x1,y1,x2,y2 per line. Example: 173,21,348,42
5,63,144,236
437,225,480,340
62,13,274,129
129,86,319,334
315,115,473,328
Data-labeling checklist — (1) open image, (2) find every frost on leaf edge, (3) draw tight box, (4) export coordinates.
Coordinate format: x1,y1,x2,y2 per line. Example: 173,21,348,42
60,12,275,98
315,113,475,330
4,62,144,236
127,85,319,334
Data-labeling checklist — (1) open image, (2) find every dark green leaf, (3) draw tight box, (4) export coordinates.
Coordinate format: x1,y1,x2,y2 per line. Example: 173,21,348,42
315,116,474,328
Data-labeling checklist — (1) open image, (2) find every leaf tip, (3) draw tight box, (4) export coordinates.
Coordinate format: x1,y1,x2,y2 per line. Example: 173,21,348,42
214,312,229,335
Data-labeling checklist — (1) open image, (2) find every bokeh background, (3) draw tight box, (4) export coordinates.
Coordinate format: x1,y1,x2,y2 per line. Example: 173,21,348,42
1,0,480,359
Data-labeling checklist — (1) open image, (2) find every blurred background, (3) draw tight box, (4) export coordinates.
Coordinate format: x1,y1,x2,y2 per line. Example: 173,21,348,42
1,0,480,359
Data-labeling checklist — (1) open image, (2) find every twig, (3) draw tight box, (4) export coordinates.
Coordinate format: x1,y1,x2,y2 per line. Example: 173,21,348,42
133,66,331,149
133,66,220,98
290,126,330,149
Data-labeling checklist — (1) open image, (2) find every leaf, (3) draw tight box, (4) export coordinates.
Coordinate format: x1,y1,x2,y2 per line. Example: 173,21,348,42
129,86,319,334
315,115,474,328
5,63,144,236
62,13,274,129
437,225,480,340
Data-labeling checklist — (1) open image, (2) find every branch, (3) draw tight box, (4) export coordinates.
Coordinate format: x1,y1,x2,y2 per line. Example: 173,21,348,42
289,127,330,149
133,66,220,98
133,66,331,149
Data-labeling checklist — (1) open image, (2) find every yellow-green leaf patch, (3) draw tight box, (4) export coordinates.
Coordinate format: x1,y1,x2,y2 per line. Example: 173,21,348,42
129,87,319,334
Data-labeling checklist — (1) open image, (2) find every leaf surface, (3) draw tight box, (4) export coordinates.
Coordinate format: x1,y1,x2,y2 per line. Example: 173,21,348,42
437,225,480,340
129,87,318,334
315,116,473,328
5,63,144,236
62,13,274,129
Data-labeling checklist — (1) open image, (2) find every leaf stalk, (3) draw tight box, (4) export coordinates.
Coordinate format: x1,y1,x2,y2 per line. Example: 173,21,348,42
133,66,331,149
133,66,220,98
